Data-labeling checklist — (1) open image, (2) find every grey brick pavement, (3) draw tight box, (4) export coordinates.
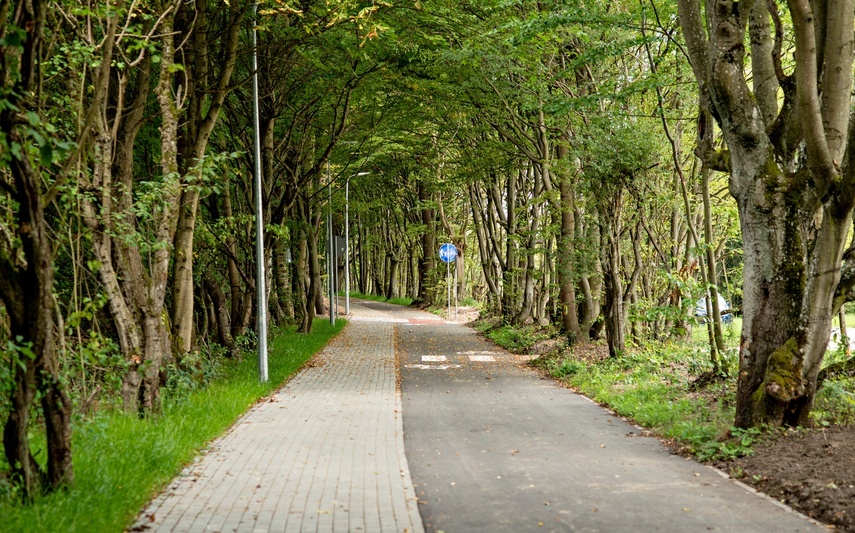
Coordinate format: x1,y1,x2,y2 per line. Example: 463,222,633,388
135,301,424,533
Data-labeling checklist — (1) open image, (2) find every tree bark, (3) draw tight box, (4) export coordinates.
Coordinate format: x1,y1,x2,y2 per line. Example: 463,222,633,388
678,0,855,427
171,1,245,354
416,180,437,304
556,151,581,338
599,189,626,357
204,272,237,356
0,0,75,497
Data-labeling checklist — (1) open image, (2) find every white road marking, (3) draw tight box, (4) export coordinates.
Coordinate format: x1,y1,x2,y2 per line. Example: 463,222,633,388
458,350,498,355
468,355,496,362
422,355,448,362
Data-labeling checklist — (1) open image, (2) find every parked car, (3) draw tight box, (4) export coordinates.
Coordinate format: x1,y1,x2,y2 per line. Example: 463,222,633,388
695,294,733,324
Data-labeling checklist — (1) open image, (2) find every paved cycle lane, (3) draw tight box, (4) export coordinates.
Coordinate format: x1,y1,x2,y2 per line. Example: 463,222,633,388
397,316,824,533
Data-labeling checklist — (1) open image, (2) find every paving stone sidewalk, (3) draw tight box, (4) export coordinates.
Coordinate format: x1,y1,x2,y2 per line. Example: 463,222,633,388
135,302,424,533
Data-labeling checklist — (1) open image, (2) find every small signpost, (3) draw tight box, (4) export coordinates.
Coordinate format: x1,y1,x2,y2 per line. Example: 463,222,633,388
439,243,458,319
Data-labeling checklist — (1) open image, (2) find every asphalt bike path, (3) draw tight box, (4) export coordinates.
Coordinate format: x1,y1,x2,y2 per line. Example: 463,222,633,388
397,306,824,533
135,300,822,532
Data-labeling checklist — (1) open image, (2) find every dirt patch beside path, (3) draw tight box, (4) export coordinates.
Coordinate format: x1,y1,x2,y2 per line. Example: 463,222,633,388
716,425,855,531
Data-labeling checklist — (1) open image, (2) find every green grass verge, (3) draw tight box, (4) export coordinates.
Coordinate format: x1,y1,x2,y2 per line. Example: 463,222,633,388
481,323,552,353
0,321,345,533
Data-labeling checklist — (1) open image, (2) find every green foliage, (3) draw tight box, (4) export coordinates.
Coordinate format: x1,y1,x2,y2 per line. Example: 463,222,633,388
0,322,344,532
162,345,226,399
484,324,549,353
0,337,36,416
695,427,762,462
812,379,855,427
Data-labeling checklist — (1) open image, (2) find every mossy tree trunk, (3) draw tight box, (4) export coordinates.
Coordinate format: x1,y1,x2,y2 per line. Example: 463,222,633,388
677,0,855,427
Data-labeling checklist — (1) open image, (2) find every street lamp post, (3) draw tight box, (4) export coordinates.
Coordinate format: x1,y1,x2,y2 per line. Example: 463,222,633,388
345,171,369,316
251,1,268,382
328,164,335,327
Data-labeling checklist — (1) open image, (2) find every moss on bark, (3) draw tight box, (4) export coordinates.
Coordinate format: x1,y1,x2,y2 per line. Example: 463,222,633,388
746,337,808,425
762,337,806,402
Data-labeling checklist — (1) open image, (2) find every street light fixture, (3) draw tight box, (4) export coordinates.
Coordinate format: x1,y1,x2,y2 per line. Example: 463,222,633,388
346,171,370,316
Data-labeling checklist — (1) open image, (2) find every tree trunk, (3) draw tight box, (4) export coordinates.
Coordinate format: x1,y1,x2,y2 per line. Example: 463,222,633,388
171,188,199,354
502,172,518,322
600,196,626,357
223,186,249,339
386,254,400,300
296,212,313,333
417,179,437,304
274,237,295,322
171,2,244,354
557,167,581,338
204,272,237,355
701,164,726,366
0,0,74,496
469,184,502,311
678,0,855,427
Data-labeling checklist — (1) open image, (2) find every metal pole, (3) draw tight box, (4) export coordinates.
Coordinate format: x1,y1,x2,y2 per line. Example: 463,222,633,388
454,259,458,319
328,170,335,327
447,261,451,320
251,1,268,382
345,178,350,316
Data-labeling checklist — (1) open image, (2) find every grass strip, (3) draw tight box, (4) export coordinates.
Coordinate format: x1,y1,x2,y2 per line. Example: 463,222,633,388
0,321,344,533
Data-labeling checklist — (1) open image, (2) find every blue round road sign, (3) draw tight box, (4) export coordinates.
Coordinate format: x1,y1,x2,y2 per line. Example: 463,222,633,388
439,243,458,263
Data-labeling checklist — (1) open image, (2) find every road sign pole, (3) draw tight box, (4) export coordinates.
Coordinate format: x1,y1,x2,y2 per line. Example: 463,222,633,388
447,261,451,320
345,179,350,316
328,174,334,327
454,260,458,320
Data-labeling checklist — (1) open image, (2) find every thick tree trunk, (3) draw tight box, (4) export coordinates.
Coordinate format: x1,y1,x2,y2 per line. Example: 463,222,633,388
0,0,73,496
121,4,183,414
172,189,199,353
2,151,75,499
678,0,855,427
296,216,313,332
386,255,400,300
417,180,437,304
